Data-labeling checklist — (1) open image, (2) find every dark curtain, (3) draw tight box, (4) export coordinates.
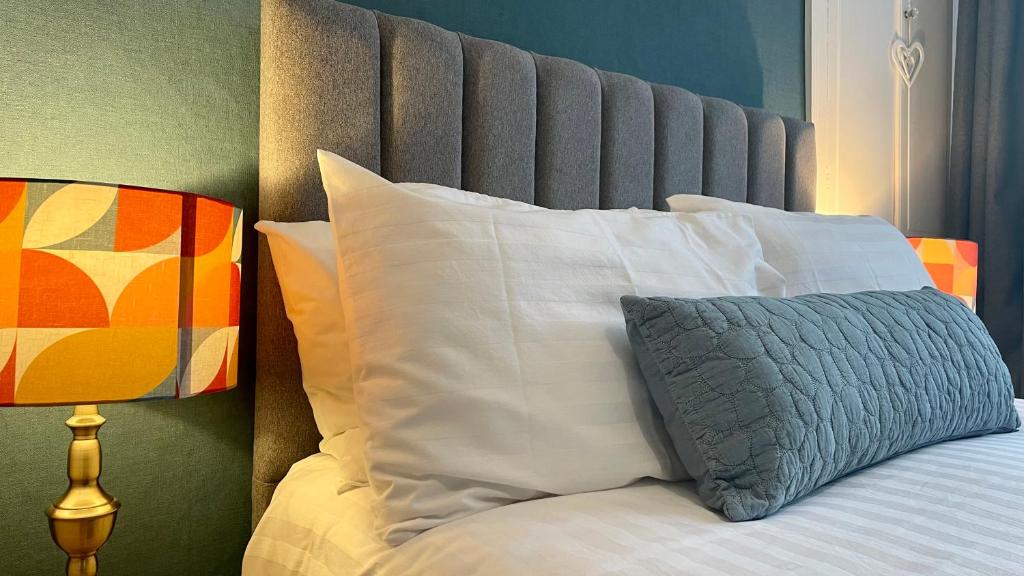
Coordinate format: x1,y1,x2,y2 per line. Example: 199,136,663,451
948,0,1024,397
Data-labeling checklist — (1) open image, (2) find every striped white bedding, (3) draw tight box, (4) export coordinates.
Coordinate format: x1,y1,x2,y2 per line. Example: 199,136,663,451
244,400,1024,576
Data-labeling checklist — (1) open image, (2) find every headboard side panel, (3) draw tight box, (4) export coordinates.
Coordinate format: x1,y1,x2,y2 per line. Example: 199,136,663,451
598,71,656,209
255,0,382,526
378,13,463,187
783,117,818,212
257,0,817,527
652,85,704,210
534,55,602,209
461,35,539,203
701,96,749,202
744,107,787,209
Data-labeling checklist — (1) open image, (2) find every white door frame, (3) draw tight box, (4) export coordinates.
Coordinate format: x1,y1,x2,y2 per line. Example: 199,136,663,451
805,0,840,215
806,0,953,234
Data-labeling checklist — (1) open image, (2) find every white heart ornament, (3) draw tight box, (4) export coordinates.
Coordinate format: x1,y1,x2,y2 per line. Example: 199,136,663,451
890,39,925,87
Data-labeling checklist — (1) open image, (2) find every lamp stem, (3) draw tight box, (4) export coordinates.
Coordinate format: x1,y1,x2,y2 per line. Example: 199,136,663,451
47,404,121,576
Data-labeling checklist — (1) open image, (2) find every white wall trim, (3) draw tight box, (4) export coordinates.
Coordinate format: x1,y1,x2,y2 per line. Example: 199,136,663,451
893,0,911,231
806,0,953,235
805,0,840,214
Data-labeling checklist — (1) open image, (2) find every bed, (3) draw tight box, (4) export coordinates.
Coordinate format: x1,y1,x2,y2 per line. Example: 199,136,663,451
256,402,1024,575
247,1,1024,574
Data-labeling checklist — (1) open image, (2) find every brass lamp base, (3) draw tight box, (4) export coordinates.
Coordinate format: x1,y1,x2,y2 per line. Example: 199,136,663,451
46,405,120,576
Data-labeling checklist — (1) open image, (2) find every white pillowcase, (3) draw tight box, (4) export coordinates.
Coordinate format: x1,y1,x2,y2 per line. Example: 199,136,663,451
254,220,358,439
256,183,516,483
255,184,564,488
319,427,369,492
255,183,544,428
319,149,784,545
666,194,935,296
255,220,370,488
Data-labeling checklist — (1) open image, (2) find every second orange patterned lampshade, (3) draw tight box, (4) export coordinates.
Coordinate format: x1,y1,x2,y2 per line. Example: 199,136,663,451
0,179,242,406
908,237,979,312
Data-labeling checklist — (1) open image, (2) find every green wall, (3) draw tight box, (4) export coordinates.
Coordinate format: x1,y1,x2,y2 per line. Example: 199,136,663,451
0,2,258,575
344,0,806,119
0,1,804,574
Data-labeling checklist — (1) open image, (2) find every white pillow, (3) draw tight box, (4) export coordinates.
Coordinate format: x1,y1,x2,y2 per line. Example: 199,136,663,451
254,220,358,439
255,220,370,488
319,428,369,493
255,181,547,428
319,149,784,544
256,185,554,486
666,194,935,296
278,184,555,499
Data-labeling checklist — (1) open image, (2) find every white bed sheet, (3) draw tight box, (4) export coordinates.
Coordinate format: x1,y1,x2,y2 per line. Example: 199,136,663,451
245,400,1024,576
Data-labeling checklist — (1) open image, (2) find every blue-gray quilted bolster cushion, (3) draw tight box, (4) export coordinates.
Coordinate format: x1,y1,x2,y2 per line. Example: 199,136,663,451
621,287,1020,521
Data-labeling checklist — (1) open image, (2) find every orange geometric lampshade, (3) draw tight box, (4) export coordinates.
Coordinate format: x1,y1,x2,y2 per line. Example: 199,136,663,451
908,237,978,311
0,179,242,406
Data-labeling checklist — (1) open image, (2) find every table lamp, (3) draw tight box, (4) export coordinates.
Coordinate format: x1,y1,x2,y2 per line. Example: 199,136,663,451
907,237,979,311
0,179,242,576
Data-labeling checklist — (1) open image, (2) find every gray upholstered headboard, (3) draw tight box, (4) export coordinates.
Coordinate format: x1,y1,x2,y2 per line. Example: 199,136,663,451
255,0,816,526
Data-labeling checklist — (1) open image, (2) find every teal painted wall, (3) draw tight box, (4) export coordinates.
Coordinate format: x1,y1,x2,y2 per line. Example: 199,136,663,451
0,2,258,575
344,0,806,119
0,1,803,574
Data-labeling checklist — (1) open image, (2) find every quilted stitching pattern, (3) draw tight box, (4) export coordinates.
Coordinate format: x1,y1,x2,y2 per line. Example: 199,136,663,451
622,288,1021,521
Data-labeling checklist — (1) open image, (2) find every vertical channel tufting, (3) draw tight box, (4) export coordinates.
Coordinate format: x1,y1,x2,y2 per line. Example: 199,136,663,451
743,107,786,209
378,13,463,187
598,71,655,209
534,54,602,209
460,35,537,202
783,117,817,212
257,0,382,526
256,0,820,528
652,84,704,210
261,0,381,220
701,97,748,202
